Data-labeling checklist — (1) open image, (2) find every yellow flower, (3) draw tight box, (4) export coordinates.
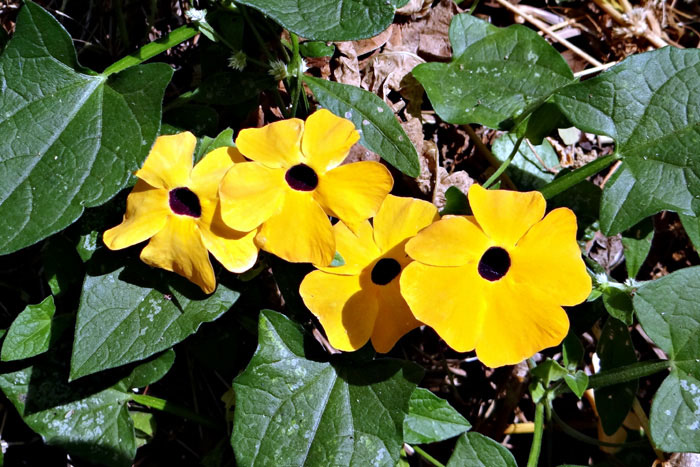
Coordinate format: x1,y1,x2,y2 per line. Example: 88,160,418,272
299,195,438,352
400,184,591,367
103,132,259,294
218,109,393,266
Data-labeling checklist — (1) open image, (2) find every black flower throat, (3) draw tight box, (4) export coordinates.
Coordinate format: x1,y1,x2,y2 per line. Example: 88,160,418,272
169,187,201,218
371,258,402,285
478,247,510,281
285,164,318,191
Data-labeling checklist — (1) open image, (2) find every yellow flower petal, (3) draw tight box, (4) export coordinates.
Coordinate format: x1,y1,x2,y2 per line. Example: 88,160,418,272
314,161,393,227
190,146,245,200
103,180,169,250
510,208,591,306
198,200,259,273
235,119,305,168
135,132,196,190
475,280,570,367
405,216,490,267
140,216,216,294
219,162,286,232
256,190,336,265
373,195,438,254
371,279,421,353
301,109,360,172
316,221,380,275
468,184,545,247
299,271,378,351
400,262,485,352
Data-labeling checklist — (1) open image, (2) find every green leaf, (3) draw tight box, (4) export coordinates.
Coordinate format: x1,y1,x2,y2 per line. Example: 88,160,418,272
403,388,471,444
562,331,584,370
634,266,700,452
679,213,700,250
0,2,172,254
300,41,335,58
602,287,634,325
330,251,346,267
70,262,239,380
1,296,61,361
531,359,568,386
412,14,574,129
446,432,517,467
621,218,654,279
195,128,235,163
595,318,637,436
303,76,420,177
0,348,171,467
564,371,589,399
552,47,700,235
236,0,400,41
491,133,559,190
441,186,470,215
231,310,423,467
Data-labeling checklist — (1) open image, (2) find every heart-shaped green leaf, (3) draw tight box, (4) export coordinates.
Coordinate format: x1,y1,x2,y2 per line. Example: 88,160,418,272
304,76,420,177
70,262,239,380
0,2,172,254
1,296,62,361
553,47,700,234
634,266,700,452
412,14,574,129
231,310,422,467
564,371,589,399
236,0,406,41
0,349,173,467
446,432,517,467
403,388,471,444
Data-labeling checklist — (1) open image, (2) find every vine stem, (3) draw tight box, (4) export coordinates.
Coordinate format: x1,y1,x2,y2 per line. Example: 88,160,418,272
103,25,198,76
483,134,525,189
526,402,545,467
130,393,219,429
411,445,446,467
289,33,304,118
553,359,672,396
538,153,621,199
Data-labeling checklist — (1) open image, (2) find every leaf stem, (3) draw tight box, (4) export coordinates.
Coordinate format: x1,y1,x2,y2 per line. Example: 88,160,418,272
103,25,198,76
289,33,304,118
526,402,545,467
130,393,219,429
554,359,671,396
538,153,620,199
589,359,671,389
411,445,446,467
483,134,525,189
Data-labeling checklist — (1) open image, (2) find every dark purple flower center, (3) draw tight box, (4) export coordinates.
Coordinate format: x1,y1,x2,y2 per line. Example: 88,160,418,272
169,187,201,218
285,164,318,191
371,258,402,286
478,247,510,281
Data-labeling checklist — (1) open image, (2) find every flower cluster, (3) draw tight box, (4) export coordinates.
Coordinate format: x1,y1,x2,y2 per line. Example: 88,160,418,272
105,110,591,367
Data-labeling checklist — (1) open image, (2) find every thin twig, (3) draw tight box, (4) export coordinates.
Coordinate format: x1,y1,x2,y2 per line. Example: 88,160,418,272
492,0,603,67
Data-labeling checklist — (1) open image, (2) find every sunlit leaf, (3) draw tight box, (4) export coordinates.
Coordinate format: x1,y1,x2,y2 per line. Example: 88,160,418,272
413,14,574,129
231,310,422,466
70,261,239,380
553,47,700,234
635,267,700,452
0,2,172,254
403,388,471,444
